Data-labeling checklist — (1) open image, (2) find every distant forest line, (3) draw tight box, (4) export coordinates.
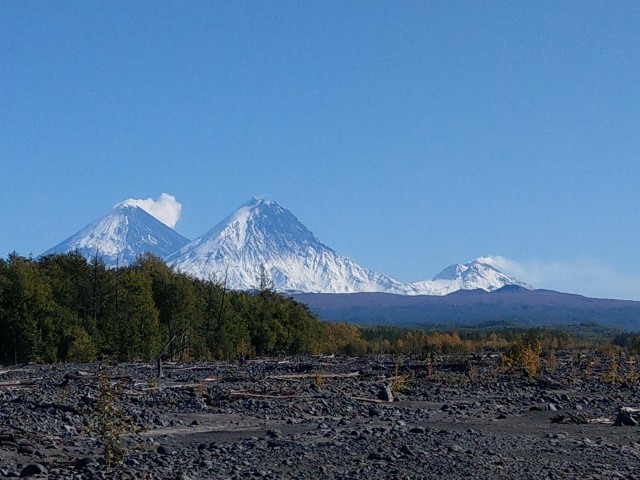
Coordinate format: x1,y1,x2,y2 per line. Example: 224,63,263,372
1,252,639,364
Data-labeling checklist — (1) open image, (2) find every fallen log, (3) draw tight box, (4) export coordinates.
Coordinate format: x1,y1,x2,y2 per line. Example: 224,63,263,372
134,378,217,389
588,417,613,424
265,372,360,381
350,396,387,404
0,369,27,376
161,365,215,372
160,382,212,389
59,372,131,382
0,378,41,387
32,402,80,415
621,406,640,413
229,391,304,400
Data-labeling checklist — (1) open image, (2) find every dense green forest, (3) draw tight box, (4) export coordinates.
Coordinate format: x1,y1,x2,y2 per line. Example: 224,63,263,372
0,252,322,363
2,252,638,365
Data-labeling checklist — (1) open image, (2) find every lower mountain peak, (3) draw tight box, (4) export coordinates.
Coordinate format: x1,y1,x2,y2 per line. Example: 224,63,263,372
406,258,532,296
42,202,190,267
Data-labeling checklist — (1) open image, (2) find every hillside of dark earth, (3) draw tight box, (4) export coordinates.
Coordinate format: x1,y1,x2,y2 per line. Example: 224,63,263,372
295,286,640,330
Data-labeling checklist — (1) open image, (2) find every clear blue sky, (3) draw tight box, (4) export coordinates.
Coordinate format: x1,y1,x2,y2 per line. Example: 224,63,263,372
2,1,640,299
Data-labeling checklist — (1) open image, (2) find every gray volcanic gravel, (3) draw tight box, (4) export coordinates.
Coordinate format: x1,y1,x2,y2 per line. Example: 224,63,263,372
1,354,640,479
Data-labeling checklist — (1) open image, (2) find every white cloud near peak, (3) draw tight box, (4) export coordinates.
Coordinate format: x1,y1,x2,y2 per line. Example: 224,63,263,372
119,193,182,228
480,255,640,301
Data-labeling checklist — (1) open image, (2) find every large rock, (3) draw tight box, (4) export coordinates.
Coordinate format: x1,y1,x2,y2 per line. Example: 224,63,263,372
20,463,47,477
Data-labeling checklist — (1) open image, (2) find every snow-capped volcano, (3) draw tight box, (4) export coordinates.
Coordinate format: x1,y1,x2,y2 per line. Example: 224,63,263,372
44,196,532,294
43,202,190,266
167,198,407,293
407,259,533,295
167,198,532,296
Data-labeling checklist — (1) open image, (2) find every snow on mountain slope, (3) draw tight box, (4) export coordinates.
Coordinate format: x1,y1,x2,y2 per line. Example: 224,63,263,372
407,259,533,295
167,198,532,295
167,198,408,294
43,196,532,295
43,202,190,266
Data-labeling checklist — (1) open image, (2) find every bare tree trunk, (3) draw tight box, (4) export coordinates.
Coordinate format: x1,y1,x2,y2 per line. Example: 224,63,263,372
156,357,163,379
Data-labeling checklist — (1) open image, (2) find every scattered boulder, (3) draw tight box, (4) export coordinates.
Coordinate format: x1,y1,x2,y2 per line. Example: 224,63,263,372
377,384,394,402
449,444,465,454
157,445,174,455
368,406,382,417
615,407,639,427
19,464,47,478
3,355,640,478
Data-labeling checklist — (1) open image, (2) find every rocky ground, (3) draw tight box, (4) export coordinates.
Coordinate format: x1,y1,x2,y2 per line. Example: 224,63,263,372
1,353,639,479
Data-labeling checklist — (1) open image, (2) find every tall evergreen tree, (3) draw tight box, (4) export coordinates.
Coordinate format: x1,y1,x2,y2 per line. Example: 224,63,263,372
117,268,161,361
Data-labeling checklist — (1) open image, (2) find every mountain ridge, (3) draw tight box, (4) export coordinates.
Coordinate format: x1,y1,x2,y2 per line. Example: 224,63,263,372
294,287,640,330
45,196,531,296
167,198,530,295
